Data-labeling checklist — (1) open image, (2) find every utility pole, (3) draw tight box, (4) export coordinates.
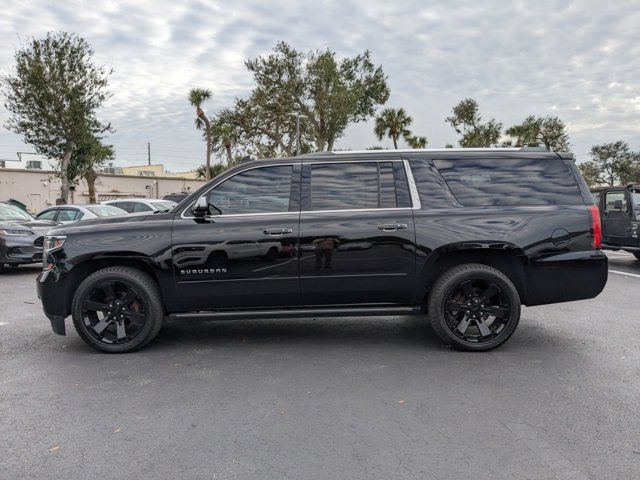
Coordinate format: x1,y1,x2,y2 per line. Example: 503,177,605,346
147,142,151,166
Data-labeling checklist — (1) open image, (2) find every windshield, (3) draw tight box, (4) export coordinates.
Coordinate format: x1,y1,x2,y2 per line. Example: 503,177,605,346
150,200,177,212
0,204,34,222
86,205,128,217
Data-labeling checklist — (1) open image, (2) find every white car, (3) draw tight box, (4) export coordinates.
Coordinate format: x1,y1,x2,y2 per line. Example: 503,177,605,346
35,204,128,223
101,198,177,213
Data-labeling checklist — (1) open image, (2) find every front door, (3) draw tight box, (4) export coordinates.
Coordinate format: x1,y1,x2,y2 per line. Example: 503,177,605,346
602,189,631,245
299,158,417,306
171,163,301,311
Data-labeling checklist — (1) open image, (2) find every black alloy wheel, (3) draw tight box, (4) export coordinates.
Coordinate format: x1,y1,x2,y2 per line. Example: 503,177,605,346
81,280,147,345
72,267,163,353
443,279,510,343
428,264,521,351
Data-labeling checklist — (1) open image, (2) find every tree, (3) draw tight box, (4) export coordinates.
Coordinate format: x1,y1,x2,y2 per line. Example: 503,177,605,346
445,98,502,147
374,108,412,149
195,163,229,180
223,42,390,156
212,120,240,167
405,135,428,149
578,141,640,187
374,108,427,149
188,88,215,180
506,115,570,151
69,135,114,203
1,32,112,203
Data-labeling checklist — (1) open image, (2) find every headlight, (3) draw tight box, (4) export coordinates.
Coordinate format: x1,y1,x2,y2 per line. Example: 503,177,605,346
43,235,66,254
0,228,33,236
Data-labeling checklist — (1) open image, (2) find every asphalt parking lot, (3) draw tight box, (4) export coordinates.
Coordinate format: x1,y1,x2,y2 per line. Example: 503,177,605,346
1,253,639,480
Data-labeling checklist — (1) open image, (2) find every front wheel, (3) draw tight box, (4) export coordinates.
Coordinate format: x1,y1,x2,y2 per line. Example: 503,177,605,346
71,267,164,353
428,264,521,351
633,252,640,262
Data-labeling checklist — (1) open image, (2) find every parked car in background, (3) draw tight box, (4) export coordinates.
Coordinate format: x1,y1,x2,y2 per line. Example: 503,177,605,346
163,193,189,203
591,184,640,261
38,147,607,353
101,198,177,213
0,201,57,273
36,204,128,224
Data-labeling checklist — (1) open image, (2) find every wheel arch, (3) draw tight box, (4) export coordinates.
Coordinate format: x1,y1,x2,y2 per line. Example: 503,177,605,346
62,254,167,317
417,242,529,305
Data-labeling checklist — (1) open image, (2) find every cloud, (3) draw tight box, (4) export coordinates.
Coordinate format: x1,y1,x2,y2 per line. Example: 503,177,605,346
1,0,639,169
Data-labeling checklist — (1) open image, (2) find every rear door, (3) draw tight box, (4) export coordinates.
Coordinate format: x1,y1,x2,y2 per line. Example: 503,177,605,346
299,157,417,306
602,189,631,244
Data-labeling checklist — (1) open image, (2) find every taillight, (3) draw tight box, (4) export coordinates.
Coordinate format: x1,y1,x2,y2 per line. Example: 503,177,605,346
588,205,602,250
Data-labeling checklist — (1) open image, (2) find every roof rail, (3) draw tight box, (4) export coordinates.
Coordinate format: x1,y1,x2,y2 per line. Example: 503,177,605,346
308,146,563,155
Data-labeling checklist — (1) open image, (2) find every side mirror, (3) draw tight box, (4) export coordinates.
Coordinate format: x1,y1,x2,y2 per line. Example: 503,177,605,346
192,196,209,219
613,199,623,210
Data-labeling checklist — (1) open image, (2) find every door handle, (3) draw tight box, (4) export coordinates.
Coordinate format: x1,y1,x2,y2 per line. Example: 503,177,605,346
263,227,293,236
377,223,408,232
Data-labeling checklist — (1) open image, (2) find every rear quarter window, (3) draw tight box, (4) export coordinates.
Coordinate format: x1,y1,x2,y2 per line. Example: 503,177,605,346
433,157,585,206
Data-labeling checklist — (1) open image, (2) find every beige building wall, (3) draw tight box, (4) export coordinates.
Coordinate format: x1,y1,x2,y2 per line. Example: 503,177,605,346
121,164,200,180
0,168,205,213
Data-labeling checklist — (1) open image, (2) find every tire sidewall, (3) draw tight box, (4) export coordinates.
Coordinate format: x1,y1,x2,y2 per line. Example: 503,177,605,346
72,270,162,353
429,266,521,351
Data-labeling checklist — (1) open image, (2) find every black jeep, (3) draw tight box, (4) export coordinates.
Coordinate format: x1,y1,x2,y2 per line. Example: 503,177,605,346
37,148,607,353
591,184,640,261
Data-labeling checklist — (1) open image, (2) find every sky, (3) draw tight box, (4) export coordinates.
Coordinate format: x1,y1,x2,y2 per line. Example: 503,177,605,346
0,0,639,172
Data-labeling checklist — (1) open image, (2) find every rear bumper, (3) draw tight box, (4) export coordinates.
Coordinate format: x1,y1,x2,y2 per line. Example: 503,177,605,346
37,269,69,335
525,250,608,306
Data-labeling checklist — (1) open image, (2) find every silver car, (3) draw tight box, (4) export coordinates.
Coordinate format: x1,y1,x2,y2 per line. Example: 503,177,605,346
35,204,128,224
101,198,177,213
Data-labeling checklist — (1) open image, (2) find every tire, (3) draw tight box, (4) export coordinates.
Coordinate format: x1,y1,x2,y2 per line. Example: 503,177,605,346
0,263,4,274
71,266,164,353
428,263,521,352
633,252,640,262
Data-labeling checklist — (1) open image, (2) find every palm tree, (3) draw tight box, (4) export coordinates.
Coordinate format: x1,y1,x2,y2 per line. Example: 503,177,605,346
188,88,213,180
405,135,428,149
374,108,413,149
214,122,238,167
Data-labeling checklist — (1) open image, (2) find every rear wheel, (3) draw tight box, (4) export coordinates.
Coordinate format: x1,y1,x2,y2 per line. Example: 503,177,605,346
428,264,521,351
71,267,164,353
633,252,640,262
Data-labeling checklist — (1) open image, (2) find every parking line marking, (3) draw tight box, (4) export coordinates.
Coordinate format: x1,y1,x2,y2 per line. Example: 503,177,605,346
506,423,589,480
609,269,640,278
0,322,8,327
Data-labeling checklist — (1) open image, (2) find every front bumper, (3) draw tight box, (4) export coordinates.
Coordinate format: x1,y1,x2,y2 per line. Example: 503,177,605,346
37,269,68,335
526,250,608,306
1,234,43,265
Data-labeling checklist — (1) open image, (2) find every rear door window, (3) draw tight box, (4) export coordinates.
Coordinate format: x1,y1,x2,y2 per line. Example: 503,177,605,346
132,202,154,212
306,161,410,211
433,157,584,206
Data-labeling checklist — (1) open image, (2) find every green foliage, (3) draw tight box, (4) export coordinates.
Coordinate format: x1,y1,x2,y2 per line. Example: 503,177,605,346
445,98,502,147
578,141,640,187
1,31,112,202
374,108,427,149
223,42,390,156
506,115,570,151
405,135,427,149
195,163,229,180
188,87,214,180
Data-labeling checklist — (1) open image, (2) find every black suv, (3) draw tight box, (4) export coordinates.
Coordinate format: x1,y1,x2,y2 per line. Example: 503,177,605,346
37,148,607,353
591,184,640,261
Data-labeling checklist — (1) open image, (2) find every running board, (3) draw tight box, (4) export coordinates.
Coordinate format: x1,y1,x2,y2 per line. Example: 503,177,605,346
168,306,423,321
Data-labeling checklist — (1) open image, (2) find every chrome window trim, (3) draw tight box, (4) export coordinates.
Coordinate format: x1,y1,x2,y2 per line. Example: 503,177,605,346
180,159,417,219
403,159,421,210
